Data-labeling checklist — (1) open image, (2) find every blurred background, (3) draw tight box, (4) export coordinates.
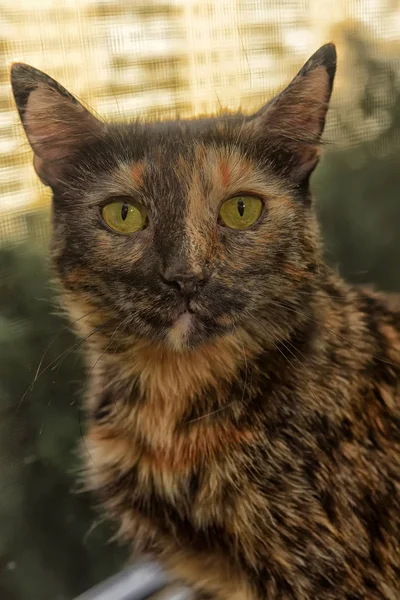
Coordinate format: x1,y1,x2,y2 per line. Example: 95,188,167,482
0,1,399,599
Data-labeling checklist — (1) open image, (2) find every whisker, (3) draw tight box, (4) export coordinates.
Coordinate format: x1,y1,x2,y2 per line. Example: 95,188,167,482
184,318,246,425
244,309,300,373
78,315,134,465
17,319,111,409
185,401,237,425
267,298,396,367
34,307,100,382
296,287,349,301
84,316,132,385
244,309,323,408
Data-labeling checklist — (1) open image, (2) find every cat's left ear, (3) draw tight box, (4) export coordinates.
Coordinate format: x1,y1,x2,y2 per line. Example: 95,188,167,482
247,43,336,184
10,63,103,187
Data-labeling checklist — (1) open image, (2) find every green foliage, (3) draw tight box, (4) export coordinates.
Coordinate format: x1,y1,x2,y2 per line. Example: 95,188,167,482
0,247,126,600
313,35,400,292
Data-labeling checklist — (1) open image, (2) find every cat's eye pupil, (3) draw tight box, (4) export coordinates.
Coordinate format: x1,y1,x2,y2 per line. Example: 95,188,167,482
121,202,129,221
218,194,262,229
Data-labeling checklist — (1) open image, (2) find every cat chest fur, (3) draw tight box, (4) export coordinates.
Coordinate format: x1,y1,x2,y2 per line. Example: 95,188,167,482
84,338,265,557
87,386,254,480
82,317,400,598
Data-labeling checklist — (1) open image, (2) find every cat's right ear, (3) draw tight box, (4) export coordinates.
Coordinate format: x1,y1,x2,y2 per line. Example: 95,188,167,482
10,63,103,187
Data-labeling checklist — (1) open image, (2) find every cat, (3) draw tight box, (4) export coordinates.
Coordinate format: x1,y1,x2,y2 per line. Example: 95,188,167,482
11,43,400,600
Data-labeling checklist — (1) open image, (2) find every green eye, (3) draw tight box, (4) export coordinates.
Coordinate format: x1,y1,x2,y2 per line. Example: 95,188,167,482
102,200,147,234
219,195,263,229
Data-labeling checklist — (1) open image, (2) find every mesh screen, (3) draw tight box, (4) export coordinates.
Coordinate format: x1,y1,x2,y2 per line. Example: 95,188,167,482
1,0,399,244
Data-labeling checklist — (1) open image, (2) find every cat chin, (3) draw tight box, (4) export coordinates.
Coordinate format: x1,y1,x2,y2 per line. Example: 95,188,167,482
166,311,195,352
164,311,222,352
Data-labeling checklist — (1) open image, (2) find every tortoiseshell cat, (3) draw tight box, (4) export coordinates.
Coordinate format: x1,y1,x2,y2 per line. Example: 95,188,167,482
11,44,400,599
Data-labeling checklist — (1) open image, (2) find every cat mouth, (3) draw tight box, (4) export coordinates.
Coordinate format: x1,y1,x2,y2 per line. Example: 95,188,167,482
173,298,199,318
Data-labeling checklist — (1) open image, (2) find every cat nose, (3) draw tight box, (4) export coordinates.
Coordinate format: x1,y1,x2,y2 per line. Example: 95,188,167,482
161,262,206,297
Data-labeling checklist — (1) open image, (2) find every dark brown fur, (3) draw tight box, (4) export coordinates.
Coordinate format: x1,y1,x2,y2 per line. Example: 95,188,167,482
11,44,400,599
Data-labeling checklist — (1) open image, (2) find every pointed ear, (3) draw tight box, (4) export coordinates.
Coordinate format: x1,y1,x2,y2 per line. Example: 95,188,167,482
247,43,336,183
10,63,103,187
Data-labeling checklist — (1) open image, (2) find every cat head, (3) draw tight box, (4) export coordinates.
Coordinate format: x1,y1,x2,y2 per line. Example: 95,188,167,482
11,44,336,352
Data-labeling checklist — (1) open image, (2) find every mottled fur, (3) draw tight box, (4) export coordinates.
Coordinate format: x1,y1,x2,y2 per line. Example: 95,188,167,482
11,44,400,599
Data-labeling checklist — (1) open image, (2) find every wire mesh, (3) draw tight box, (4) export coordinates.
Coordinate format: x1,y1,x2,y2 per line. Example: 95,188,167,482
1,0,399,246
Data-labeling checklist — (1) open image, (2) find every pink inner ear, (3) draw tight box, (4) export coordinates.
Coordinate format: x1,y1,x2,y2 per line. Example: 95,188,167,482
292,147,321,182
24,84,99,161
32,154,64,187
290,67,330,135
244,62,331,182
266,66,331,138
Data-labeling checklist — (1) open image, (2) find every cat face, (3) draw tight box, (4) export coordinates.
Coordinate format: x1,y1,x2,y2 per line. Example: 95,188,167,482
11,45,336,351
46,122,308,351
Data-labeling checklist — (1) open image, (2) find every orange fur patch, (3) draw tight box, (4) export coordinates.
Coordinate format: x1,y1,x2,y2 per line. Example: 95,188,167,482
131,160,145,187
219,159,230,187
86,329,261,480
